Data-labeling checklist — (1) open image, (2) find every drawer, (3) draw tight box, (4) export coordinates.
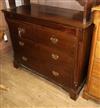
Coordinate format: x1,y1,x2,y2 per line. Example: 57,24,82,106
92,62,100,78
89,77,100,99
7,20,37,41
14,38,75,69
13,36,75,65
18,53,72,87
36,25,77,57
44,68,72,87
17,52,72,87
95,41,100,59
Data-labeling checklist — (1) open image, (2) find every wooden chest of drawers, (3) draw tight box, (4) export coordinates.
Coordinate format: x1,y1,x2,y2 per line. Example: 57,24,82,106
83,6,100,102
3,4,93,100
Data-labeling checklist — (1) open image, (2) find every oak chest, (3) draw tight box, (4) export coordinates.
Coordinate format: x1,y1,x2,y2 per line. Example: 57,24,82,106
83,6,100,102
3,4,94,100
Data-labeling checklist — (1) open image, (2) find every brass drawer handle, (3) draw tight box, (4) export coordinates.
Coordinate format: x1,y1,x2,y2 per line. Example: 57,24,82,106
18,27,25,38
52,71,59,77
50,36,58,44
51,53,59,60
22,56,28,61
19,41,24,46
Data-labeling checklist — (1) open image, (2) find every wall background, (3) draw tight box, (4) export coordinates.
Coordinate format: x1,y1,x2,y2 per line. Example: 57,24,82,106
1,0,96,52
0,0,11,53
30,0,84,11
2,0,83,31
0,0,6,31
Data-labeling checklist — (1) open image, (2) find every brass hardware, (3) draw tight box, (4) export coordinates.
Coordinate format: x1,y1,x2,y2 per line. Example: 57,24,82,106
22,56,28,61
51,53,59,60
52,71,59,77
50,36,58,44
18,27,25,38
74,81,78,87
19,41,24,46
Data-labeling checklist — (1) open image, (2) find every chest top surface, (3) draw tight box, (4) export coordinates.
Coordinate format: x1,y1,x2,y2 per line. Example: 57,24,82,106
3,4,93,28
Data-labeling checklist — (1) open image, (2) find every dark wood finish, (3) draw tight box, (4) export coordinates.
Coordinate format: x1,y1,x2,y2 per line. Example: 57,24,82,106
2,8,88,29
96,0,100,5
23,0,30,5
3,3,94,100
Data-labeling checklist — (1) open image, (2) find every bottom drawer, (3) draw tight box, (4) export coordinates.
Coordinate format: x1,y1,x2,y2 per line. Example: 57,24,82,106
15,53,72,88
16,50,72,87
89,77,100,99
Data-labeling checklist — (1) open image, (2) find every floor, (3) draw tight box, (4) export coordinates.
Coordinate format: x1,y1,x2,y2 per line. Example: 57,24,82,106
0,51,100,108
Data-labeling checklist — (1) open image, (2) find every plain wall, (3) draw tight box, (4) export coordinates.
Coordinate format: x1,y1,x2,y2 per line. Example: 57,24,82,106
30,0,84,11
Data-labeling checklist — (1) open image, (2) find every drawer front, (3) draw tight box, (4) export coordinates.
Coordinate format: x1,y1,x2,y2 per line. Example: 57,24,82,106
89,77,100,99
14,38,75,69
92,62,100,78
14,39,74,87
17,53,72,87
36,25,77,57
95,41,100,59
7,20,37,41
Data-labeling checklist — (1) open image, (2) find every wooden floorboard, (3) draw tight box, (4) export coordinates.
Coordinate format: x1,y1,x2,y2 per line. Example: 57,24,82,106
0,51,99,108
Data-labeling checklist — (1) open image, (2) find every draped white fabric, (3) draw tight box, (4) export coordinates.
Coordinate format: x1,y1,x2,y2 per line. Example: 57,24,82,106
5,0,10,8
15,0,22,6
5,0,23,8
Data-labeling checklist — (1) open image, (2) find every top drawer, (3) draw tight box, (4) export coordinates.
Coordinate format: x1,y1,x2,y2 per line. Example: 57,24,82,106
7,19,77,57
35,24,77,56
7,20,37,41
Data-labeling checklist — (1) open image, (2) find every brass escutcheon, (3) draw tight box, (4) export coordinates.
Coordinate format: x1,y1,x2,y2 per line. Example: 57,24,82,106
52,71,59,77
